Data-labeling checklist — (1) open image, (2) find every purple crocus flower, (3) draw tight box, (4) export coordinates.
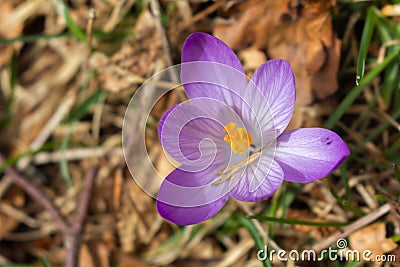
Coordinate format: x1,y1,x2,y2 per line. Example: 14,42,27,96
157,32,349,225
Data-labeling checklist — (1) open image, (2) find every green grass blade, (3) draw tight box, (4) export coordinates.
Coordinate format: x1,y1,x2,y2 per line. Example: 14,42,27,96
393,164,400,181
391,233,400,243
353,107,400,152
324,50,400,129
60,125,73,188
0,33,72,44
0,143,56,173
248,215,348,227
63,89,104,123
39,256,52,267
324,180,365,216
349,99,375,131
278,185,296,230
356,7,378,85
56,0,86,42
385,137,400,158
238,215,271,267
376,19,400,105
394,79,400,109
381,62,399,105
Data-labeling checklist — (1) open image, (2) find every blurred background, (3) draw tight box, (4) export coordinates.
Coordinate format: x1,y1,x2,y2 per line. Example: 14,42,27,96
0,0,399,266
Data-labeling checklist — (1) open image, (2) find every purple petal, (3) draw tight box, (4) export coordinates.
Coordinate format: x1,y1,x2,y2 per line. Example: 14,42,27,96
157,165,230,225
245,59,296,137
158,104,178,142
182,32,245,74
157,195,229,225
159,97,250,172
180,33,248,111
229,155,283,202
275,128,350,183
159,103,227,171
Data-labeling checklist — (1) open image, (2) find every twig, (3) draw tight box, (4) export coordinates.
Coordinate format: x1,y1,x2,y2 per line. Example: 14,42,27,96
150,0,173,67
32,146,121,164
1,154,98,267
1,154,69,232
86,8,95,53
215,238,254,267
0,202,41,228
177,0,227,32
0,176,13,198
311,203,392,252
65,167,97,267
103,0,136,32
29,89,77,152
149,0,180,85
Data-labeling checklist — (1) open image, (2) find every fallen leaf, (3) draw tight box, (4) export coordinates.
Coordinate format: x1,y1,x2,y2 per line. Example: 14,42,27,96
87,241,111,267
238,47,267,72
381,4,400,17
349,222,398,258
91,9,163,93
79,244,95,267
0,213,19,240
214,0,341,105
287,208,337,241
0,186,25,239
0,0,24,67
117,252,153,267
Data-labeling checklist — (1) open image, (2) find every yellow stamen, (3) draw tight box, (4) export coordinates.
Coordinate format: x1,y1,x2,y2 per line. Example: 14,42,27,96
223,122,252,154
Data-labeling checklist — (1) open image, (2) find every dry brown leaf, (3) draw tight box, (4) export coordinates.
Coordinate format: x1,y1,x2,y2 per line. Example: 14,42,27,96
238,47,267,72
115,177,159,253
113,168,123,210
0,213,19,240
78,243,96,267
86,241,111,267
91,9,163,93
117,252,153,267
18,91,64,146
287,209,337,241
349,222,398,257
0,0,24,67
5,186,25,207
214,0,340,105
116,210,137,253
0,186,26,239
381,4,400,17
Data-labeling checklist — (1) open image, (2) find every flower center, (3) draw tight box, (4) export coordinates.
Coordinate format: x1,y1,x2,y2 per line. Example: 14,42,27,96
223,122,252,154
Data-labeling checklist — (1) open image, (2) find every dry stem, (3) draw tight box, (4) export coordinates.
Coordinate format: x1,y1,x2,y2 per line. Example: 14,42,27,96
1,154,98,267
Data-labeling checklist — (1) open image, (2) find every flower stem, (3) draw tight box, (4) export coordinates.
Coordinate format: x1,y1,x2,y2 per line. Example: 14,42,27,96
237,201,283,252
